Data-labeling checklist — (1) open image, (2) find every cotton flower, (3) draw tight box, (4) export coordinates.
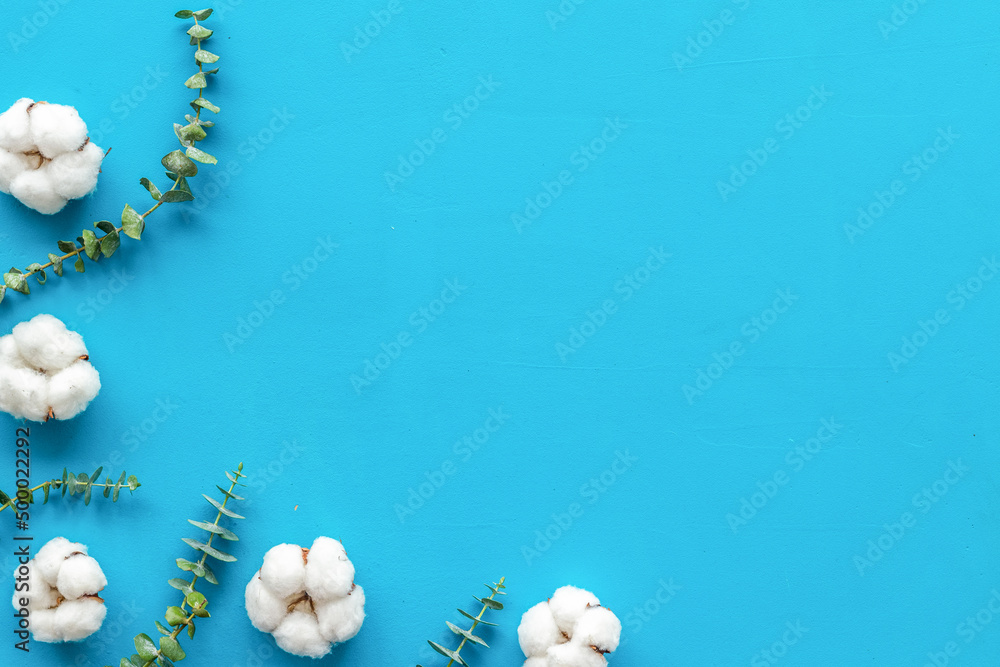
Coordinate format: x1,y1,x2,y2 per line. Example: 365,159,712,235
519,586,622,666
0,314,100,421
11,536,107,642
246,537,365,658
0,98,104,214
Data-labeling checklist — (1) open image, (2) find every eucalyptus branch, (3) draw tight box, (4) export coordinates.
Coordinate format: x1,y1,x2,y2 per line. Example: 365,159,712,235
0,7,222,306
0,467,140,513
107,462,246,667
418,577,507,667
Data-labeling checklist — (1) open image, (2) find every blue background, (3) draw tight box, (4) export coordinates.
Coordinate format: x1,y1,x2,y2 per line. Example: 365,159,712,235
1,1,999,665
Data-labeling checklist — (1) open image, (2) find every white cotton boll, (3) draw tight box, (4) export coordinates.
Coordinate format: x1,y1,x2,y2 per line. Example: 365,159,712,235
572,607,621,654
13,314,89,371
0,150,32,194
549,586,601,636
10,562,58,611
56,554,106,600
33,537,86,587
523,659,548,667
9,167,67,214
546,642,607,667
245,574,289,633
0,367,50,421
0,98,35,153
53,598,106,641
29,103,88,158
48,141,103,199
273,610,331,659
260,543,307,599
519,601,565,657
47,362,101,420
316,585,365,644
304,537,355,601
27,608,61,643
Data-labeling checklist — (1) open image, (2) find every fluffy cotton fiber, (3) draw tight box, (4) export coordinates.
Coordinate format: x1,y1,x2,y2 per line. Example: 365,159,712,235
246,537,365,658
11,536,107,643
0,98,104,214
0,314,100,421
518,586,622,666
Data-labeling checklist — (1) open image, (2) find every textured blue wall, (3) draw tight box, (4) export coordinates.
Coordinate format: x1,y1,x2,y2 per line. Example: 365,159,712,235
1,1,999,665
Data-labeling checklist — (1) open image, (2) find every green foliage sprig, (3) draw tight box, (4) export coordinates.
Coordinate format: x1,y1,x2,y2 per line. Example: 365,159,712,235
0,7,222,306
108,462,245,667
0,466,140,513
418,577,507,667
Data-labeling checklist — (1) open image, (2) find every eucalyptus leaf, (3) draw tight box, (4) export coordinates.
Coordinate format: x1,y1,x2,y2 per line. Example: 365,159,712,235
100,230,121,258
121,205,145,240
160,190,195,204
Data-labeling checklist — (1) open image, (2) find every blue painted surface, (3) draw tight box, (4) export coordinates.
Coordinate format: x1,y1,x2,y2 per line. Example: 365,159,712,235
0,1,998,665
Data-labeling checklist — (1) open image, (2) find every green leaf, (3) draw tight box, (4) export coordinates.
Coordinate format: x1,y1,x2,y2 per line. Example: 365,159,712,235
159,636,186,661
175,559,204,577
161,150,198,177
154,621,170,636
187,621,196,639
113,471,126,502
91,466,104,483
4,270,29,295
61,468,68,496
193,8,213,20
139,178,161,201
458,608,497,626
83,482,93,506
0,489,11,506
127,475,141,490
0,285,6,305
82,230,101,260
121,205,145,240
66,472,78,496
174,10,194,18
203,494,244,519
447,621,488,647
134,633,158,661
57,240,77,253
25,263,45,285
475,596,504,611
94,220,115,234
191,98,220,114
165,605,187,626
42,483,50,504
428,641,468,666
47,253,63,276
185,72,207,89
186,591,207,608
195,49,219,64
74,256,85,273
167,578,193,593
186,146,217,165
159,190,195,203
120,658,140,667
187,24,213,40
201,561,218,585
216,485,245,501
100,230,121,258
182,538,236,562
188,520,239,541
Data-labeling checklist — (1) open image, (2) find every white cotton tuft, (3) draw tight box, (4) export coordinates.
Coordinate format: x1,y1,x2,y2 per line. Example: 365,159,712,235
260,543,307,599
518,601,565,657
9,167,67,214
523,658,548,667
572,606,621,654
28,608,61,643
10,562,58,611
32,537,84,586
546,642,607,667
0,150,32,194
47,362,101,420
0,98,35,153
54,598,107,642
28,103,88,158
48,141,104,199
55,554,107,600
549,586,601,635
0,315,99,422
316,585,365,644
247,537,365,655
245,574,289,633
304,536,354,601
273,610,331,659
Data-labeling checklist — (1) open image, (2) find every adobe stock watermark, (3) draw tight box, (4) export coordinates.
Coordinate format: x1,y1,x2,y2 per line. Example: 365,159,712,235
521,450,638,565
7,0,72,53
511,117,628,234
88,65,172,145
879,0,931,39
555,246,671,362
922,589,1000,667
683,288,798,404
887,255,996,372
618,578,682,649
393,407,511,523
726,417,842,533
853,459,969,576
242,439,305,506
384,75,501,192
671,0,753,72
339,0,402,63
350,278,469,394
75,269,135,323
545,0,591,30
750,620,809,667
716,85,833,202
844,127,959,243
223,236,338,352
87,398,181,474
